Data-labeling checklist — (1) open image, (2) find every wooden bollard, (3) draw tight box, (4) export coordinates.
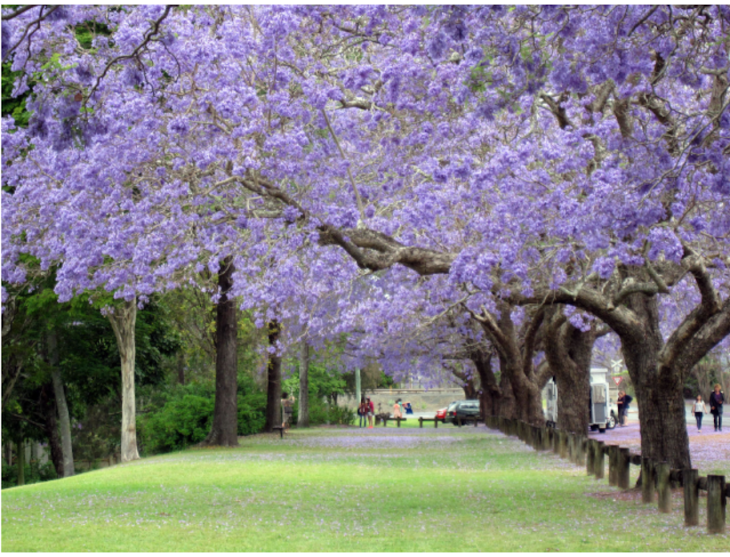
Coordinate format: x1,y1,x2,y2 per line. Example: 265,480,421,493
617,448,631,489
434,417,438,429
576,435,587,466
542,428,551,451
586,439,595,475
594,441,605,479
656,462,671,513
684,469,699,527
552,429,560,454
641,458,655,503
608,445,618,486
419,417,423,429
567,434,574,462
559,431,569,460
707,475,727,534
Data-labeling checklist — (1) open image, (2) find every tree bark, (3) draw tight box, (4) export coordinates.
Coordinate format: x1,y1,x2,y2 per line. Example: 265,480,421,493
621,293,691,469
471,347,499,418
264,320,282,432
543,308,595,433
2,356,23,411
298,342,310,428
107,298,140,462
474,304,545,425
48,330,74,477
204,258,240,447
39,382,64,477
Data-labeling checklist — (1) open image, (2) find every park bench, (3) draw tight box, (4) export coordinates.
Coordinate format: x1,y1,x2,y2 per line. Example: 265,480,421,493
378,415,407,427
272,426,285,439
417,416,482,428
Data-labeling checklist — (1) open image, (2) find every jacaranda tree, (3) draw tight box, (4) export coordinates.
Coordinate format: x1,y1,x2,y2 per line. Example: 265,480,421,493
3,6,729,470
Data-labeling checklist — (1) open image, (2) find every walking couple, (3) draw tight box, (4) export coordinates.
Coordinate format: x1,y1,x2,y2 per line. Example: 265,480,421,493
358,397,375,428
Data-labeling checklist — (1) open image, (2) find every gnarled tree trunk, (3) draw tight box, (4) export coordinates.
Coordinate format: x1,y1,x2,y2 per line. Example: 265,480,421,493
264,320,282,432
107,298,140,462
204,258,239,447
543,308,595,434
620,294,691,469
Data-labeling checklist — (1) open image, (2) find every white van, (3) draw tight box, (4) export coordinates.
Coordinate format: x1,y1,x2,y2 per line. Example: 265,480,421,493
542,368,619,432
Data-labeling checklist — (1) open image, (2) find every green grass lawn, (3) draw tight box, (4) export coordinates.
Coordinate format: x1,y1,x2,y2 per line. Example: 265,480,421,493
2,426,727,551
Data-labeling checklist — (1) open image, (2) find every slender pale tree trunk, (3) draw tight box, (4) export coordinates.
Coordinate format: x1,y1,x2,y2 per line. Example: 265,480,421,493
264,321,282,432
107,299,140,462
204,258,240,446
298,342,310,428
48,330,74,477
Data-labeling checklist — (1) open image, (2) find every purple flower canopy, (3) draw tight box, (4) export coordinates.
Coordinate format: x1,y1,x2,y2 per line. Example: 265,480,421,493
2,5,729,377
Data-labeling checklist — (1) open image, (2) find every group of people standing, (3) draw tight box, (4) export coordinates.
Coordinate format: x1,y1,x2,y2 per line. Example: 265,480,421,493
616,391,633,426
693,384,725,432
357,397,375,428
357,397,414,428
391,398,413,419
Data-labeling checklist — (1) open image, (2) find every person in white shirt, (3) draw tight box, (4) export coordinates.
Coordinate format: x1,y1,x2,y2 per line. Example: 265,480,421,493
693,395,708,432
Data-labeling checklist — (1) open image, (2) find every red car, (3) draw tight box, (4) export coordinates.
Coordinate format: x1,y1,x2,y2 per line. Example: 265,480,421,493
435,402,456,423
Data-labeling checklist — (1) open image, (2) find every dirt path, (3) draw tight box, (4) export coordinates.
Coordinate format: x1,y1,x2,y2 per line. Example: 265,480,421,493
588,422,730,475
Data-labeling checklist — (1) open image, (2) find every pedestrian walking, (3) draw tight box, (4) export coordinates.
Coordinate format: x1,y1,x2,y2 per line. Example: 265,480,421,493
709,384,724,432
693,395,708,431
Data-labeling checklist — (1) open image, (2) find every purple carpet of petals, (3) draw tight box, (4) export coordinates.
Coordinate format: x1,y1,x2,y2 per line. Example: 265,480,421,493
589,423,730,475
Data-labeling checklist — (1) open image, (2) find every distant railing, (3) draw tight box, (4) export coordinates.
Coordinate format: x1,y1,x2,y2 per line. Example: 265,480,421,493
483,416,728,535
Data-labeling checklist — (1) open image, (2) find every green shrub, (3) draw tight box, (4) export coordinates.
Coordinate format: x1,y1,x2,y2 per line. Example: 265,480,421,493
294,399,356,426
138,380,268,455
237,391,267,436
2,459,57,489
139,394,214,454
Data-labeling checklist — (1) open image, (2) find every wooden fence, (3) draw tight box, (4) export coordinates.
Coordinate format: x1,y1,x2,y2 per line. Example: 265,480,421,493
73,453,120,471
483,416,728,535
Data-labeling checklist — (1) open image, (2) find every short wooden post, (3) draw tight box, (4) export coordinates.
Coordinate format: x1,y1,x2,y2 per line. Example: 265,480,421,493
617,448,631,489
542,428,551,451
656,462,671,513
575,436,586,467
397,417,401,428
419,417,423,429
608,445,618,486
707,475,727,534
559,431,568,460
586,439,595,475
434,417,438,428
566,433,574,462
641,458,655,503
683,469,699,527
594,441,605,479
552,429,560,454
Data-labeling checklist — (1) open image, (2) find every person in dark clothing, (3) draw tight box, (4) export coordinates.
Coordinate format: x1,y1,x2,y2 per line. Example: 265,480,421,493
709,384,724,432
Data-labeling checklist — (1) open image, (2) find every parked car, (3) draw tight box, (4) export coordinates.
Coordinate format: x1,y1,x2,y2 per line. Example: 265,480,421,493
445,400,480,425
435,405,452,423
